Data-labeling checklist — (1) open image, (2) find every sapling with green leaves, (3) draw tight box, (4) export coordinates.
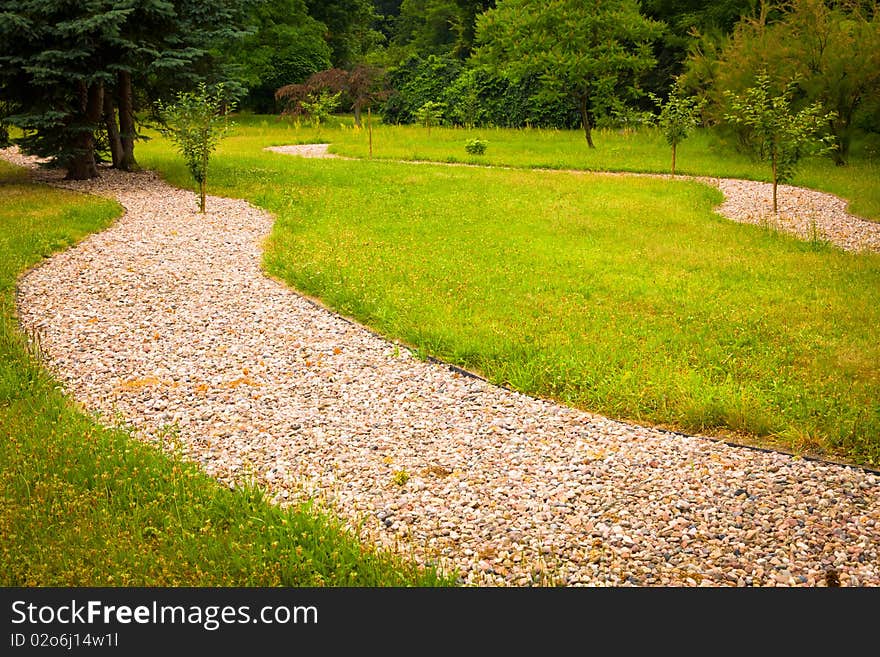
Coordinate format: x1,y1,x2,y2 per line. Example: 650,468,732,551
724,73,836,213
156,83,235,213
650,82,703,176
300,90,342,127
415,101,445,136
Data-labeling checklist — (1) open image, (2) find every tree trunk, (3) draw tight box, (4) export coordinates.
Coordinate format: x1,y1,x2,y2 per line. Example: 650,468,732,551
199,178,206,213
117,71,139,171
583,123,594,149
771,153,778,214
830,101,857,166
832,124,851,167
103,92,123,168
368,106,373,159
578,96,595,149
353,103,362,128
66,147,98,180
66,82,103,180
671,143,676,176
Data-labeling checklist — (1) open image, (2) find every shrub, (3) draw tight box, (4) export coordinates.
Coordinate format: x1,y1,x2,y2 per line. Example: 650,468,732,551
382,55,462,125
441,66,580,130
300,90,342,127
465,138,488,155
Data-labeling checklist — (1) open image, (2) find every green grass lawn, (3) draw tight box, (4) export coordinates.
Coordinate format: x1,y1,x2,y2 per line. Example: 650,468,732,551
0,159,451,586
234,113,880,222
136,119,880,469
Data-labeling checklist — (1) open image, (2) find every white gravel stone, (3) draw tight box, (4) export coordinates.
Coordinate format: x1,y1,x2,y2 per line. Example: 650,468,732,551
3,145,879,587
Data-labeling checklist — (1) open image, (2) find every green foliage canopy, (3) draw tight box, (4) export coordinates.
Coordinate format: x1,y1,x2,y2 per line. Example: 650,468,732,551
393,0,460,58
305,0,384,66
473,0,664,147
640,0,758,101
230,0,332,113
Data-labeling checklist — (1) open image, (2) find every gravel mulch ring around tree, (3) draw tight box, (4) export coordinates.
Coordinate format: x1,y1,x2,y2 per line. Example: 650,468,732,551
266,143,880,254
5,146,880,587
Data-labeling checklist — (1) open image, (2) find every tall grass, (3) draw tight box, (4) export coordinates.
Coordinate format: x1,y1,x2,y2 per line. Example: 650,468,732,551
0,159,451,586
136,123,880,468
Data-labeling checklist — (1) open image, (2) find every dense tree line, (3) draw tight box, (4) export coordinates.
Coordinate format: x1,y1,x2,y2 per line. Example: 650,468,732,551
2,0,878,178
377,0,879,146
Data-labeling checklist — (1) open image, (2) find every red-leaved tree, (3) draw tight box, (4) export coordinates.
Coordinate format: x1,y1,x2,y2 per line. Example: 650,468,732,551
276,65,388,126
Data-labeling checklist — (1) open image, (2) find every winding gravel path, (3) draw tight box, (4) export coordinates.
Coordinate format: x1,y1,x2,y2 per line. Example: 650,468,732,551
5,145,879,587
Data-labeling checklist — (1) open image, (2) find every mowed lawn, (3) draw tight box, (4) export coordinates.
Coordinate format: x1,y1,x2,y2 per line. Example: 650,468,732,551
0,159,451,586
233,114,880,223
137,121,880,469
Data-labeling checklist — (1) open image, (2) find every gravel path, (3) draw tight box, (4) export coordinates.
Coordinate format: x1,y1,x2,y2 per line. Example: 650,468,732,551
5,145,879,587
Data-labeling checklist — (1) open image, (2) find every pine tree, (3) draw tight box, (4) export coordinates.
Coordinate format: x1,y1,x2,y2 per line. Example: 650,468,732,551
0,2,131,178
0,1,249,179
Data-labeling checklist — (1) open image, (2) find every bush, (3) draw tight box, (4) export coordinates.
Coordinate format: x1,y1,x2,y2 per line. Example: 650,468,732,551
441,66,580,130
382,55,462,124
465,138,487,155
300,90,342,127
